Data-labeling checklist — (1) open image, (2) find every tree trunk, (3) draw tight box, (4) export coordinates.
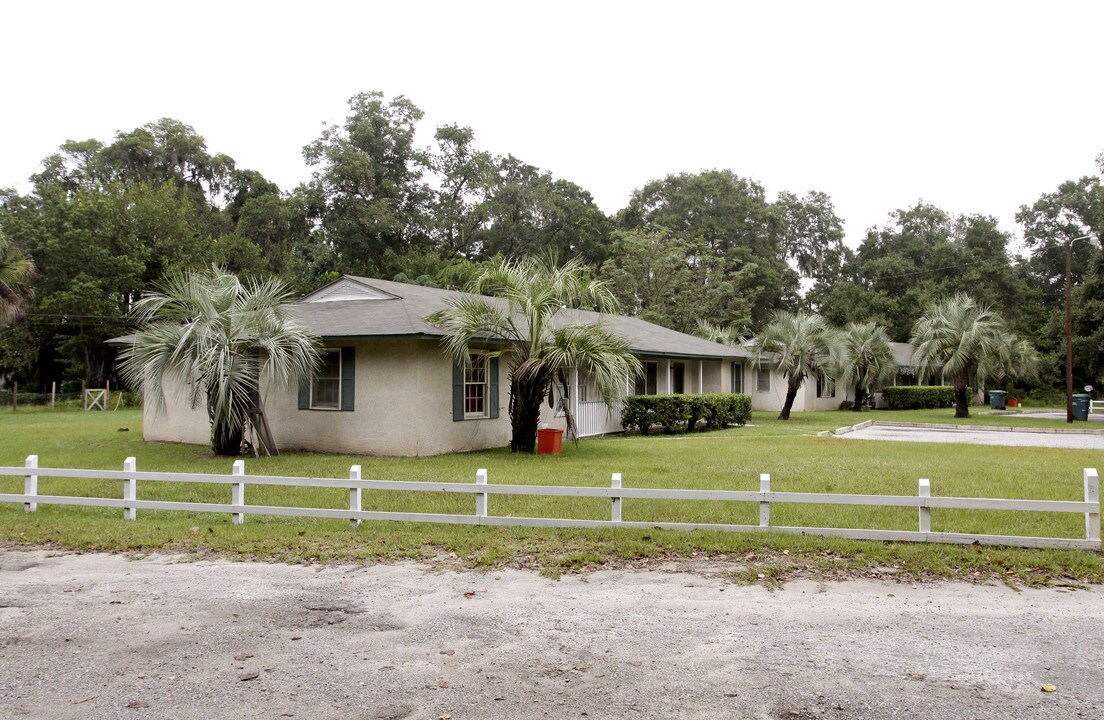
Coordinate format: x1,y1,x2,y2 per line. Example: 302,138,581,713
953,381,970,419
853,384,865,411
778,382,800,420
208,390,244,456
509,371,548,453
211,413,245,456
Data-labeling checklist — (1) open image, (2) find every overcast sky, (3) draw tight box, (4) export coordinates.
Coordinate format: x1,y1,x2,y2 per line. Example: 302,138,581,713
3,1,1101,248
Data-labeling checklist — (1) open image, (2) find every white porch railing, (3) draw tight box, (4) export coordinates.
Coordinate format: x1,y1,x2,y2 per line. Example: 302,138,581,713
2,457,1099,550
576,400,622,437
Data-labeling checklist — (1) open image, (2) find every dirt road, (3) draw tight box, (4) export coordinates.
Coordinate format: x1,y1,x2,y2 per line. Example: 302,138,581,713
1,549,1101,719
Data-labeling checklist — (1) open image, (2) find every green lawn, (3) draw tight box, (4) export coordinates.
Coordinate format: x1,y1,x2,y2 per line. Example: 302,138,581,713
0,406,1101,584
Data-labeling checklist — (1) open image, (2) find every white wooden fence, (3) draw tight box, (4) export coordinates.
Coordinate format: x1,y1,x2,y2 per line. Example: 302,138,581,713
1,456,1099,551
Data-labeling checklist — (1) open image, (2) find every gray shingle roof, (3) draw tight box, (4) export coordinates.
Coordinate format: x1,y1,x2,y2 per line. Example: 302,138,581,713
288,276,751,360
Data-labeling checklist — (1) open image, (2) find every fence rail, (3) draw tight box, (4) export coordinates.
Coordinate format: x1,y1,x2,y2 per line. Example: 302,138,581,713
1,456,1099,551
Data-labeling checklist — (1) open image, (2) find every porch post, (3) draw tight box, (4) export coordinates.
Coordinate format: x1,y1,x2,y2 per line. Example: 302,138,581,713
571,366,579,420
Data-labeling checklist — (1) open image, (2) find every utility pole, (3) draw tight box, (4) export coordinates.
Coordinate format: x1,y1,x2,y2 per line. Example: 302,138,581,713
1066,234,1093,423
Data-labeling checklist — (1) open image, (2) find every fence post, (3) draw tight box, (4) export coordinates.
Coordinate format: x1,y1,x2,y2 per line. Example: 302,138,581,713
123,457,137,521
231,460,245,525
475,468,488,521
918,478,931,534
611,472,622,523
759,473,770,528
349,465,362,528
24,455,38,513
1086,468,1100,543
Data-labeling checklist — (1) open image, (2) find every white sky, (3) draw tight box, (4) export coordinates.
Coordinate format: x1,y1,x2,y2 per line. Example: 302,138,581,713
3,1,1101,248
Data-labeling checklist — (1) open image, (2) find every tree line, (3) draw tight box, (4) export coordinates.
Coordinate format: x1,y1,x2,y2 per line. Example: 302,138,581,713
0,90,1101,395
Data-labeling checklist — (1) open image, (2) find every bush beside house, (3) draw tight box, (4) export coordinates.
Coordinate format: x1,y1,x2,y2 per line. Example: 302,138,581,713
621,393,751,435
882,385,975,410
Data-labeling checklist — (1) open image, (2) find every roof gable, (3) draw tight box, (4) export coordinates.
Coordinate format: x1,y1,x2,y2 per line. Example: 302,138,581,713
300,278,399,303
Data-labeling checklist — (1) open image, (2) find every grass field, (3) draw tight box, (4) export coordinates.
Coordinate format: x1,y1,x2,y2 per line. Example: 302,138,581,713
0,406,1101,584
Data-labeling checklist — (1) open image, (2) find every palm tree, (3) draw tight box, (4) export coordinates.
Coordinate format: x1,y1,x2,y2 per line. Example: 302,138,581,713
910,293,1002,418
693,319,745,347
831,322,898,411
751,311,837,420
119,267,321,455
0,229,34,324
427,257,641,453
978,334,1041,392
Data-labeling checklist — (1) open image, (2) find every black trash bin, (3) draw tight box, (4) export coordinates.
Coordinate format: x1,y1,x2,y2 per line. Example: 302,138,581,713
989,390,1007,410
1072,394,1091,421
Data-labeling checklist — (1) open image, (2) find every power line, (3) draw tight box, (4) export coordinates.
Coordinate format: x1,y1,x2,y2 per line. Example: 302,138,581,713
862,237,1098,283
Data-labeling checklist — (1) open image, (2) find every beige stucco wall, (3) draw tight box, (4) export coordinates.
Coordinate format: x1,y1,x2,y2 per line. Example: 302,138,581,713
144,340,513,457
702,360,722,393
264,340,511,456
747,366,855,414
143,372,214,446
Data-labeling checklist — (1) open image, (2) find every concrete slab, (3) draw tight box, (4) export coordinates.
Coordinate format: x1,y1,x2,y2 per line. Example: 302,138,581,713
838,422,1104,449
1001,411,1104,423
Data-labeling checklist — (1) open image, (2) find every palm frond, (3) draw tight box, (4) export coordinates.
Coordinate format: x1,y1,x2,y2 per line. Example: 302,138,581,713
910,293,1003,387
751,311,835,387
119,266,322,447
833,321,898,391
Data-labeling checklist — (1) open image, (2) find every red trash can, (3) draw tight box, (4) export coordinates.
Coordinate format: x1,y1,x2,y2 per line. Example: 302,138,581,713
537,428,563,455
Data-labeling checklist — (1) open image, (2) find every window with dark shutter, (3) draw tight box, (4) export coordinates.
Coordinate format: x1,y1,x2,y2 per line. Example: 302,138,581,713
301,347,355,411
453,352,498,421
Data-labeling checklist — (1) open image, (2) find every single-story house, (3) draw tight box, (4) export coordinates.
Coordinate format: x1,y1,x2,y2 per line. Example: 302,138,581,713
141,276,844,456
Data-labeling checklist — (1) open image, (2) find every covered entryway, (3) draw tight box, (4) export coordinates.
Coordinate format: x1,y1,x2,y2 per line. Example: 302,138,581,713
572,367,623,437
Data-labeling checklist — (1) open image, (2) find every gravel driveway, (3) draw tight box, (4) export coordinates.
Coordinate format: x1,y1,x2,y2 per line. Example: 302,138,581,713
1,549,1101,719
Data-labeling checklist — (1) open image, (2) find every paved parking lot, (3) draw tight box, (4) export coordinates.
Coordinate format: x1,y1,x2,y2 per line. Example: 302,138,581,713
837,422,1104,450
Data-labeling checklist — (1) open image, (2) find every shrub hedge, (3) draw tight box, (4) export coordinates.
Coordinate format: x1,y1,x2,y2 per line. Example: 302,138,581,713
881,385,975,410
621,393,752,435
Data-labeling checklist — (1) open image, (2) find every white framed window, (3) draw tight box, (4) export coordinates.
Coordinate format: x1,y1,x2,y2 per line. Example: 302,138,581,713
731,362,744,394
452,352,498,422
301,347,354,412
310,351,342,409
817,375,836,398
464,353,490,418
756,365,771,393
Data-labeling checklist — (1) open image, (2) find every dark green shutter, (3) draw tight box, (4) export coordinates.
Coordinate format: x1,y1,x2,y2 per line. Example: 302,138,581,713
340,347,355,411
488,357,500,419
298,379,310,410
452,359,465,421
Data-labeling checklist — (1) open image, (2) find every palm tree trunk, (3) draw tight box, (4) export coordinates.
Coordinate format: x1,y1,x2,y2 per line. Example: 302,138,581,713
953,379,970,419
211,414,244,456
853,384,865,411
208,391,244,456
778,382,799,420
509,373,547,453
